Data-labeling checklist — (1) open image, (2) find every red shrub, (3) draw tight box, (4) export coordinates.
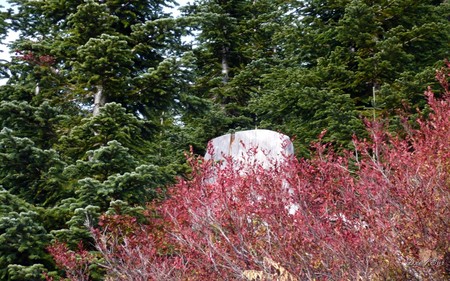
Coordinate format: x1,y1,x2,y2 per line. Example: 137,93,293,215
90,211,189,281
47,241,93,281
50,65,449,280
157,64,449,280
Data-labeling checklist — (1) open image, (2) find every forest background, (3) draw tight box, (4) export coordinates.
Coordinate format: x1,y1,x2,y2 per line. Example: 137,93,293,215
0,0,449,280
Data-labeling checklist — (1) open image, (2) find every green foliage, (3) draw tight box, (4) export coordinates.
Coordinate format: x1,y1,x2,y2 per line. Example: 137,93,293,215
0,101,63,148
296,0,450,107
68,139,174,208
252,66,365,155
51,204,101,247
94,164,174,205
244,0,449,154
0,128,66,205
0,4,7,42
181,0,292,138
66,0,119,44
73,34,134,95
0,6,9,79
0,187,52,280
9,0,184,119
65,140,139,181
2,2,185,279
57,102,156,161
0,190,52,280
0,188,32,216
104,200,146,218
7,264,46,281
55,136,175,248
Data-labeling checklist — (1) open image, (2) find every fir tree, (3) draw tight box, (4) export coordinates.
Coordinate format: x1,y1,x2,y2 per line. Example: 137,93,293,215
180,0,294,150
251,0,449,154
1,1,186,279
0,189,52,280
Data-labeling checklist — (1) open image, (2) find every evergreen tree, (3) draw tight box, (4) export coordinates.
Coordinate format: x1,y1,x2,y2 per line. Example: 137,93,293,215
0,4,10,79
0,101,63,149
253,67,364,156
0,189,52,280
178,0,297,153
251,0,449,154
50,103,175,263
0,128,66,206
1,1,186,279
300,0,449,107
8,0,182,117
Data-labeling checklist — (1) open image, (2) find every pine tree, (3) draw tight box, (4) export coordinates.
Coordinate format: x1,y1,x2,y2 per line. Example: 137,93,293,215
49,103,176,267
296,0,449,109
0,4,9,79
0,101,63,149
180,0,294,150
252,67,364,156
251,0,449,154
0,189,52,280
1,1,186,279
8,0,183,117
0,128,66,206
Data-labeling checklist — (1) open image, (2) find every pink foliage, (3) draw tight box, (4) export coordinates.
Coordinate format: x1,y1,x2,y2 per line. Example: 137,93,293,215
160,63,449,280
15,50,56,66
90,213,189,281
46,241,93,281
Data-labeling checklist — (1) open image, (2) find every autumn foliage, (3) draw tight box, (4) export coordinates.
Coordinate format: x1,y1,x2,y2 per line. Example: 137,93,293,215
15,50,56,67
46,242,93,281
49,66,449,280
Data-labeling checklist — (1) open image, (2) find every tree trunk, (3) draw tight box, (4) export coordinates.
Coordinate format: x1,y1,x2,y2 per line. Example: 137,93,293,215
221,45,230,83
93,85,106,116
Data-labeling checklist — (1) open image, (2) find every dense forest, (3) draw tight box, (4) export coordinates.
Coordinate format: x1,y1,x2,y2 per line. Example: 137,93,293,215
0,0,449,280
